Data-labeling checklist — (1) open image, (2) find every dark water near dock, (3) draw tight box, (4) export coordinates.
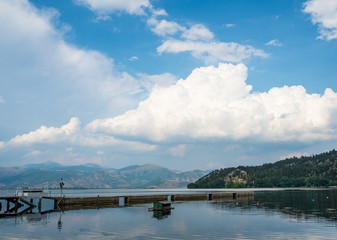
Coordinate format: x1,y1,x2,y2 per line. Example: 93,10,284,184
1,189,337,239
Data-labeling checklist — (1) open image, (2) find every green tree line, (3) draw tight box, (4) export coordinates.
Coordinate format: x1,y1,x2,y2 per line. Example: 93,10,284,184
188,149,337,188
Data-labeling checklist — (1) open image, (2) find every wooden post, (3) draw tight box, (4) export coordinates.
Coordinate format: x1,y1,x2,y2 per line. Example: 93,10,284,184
14,198,18,213
38,198,42,213
124,197,129,206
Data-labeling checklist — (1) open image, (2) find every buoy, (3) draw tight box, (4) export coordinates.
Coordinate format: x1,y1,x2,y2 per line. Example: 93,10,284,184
257,201,259,206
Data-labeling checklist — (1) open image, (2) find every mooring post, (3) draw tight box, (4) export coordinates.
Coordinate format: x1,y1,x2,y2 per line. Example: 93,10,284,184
38,198,42,213
208,194,213,200
14,198,18,213
6,199,10,212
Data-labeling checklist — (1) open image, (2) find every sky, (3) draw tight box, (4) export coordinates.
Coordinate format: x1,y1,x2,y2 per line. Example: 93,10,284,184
1,0,337,171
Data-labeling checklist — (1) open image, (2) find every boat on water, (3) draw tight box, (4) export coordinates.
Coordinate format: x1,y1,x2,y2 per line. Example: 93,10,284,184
15,184,50,199
148,201,174,211
17,190,49,198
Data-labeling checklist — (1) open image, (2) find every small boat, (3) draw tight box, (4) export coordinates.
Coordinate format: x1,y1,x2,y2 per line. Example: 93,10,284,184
18,190,48,198
148,201,174,211
15,185,49,199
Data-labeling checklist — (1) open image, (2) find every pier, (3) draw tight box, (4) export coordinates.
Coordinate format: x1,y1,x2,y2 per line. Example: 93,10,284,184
0,196,36,217
1,191,254,217
45,191,254,209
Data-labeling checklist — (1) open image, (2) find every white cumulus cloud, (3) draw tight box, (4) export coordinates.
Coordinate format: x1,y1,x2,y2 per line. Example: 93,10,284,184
181,24,214,41
147,18,186,36
8,117,81,146
303,0,337,40
0,0,146,117
87,63,337,143
3,117,156,152
157,40,268,64
75,0,151,15
0,96,4,103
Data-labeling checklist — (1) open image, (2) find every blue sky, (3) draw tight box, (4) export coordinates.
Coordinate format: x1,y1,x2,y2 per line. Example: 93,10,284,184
1,0,337,171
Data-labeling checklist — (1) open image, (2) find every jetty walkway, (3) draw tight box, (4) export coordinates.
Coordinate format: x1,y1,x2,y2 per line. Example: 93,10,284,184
0,196,36,217
1,191,254,217
45,191,254,209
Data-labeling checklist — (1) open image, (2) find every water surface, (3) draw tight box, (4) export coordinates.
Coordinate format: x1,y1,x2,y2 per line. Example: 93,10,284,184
1,189,337,239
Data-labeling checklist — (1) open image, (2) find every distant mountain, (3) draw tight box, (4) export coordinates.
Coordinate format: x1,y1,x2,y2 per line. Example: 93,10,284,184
188,150,337,188
0,163,206,189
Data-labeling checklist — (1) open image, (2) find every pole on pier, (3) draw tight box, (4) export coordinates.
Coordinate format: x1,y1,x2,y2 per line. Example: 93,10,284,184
38,199,42,213
14,198,18,213
59,178,64,197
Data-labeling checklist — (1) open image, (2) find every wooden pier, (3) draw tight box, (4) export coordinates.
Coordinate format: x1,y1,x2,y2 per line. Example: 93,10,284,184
1,191,254,217
0,196,36,217
45,191,254,209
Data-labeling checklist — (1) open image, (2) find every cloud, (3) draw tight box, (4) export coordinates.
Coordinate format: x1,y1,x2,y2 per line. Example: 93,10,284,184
149,7,167,17
147,18,185,36
87,63,337,143
66,147,73,152
76,0,266,65
157,40,268,64
280,152,309,160
129,56,138,61
181,24,214,41
3,117,156,152
97,150,104,155
225,23,235,28
75,0,151,15
0,0,145,116
206,162,225,170
52,151,104,166
24,150,44,158
8,117,81,146
137,72,178,91
169,144,187,157
0,96,4,103
224,145,240,152
303,0,337,40
265,39,283,46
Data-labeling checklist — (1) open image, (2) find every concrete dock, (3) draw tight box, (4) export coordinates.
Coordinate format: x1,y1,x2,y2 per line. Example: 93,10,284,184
45,191,254,209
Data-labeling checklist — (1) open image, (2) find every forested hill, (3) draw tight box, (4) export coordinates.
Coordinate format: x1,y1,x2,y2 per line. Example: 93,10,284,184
188,150,337,188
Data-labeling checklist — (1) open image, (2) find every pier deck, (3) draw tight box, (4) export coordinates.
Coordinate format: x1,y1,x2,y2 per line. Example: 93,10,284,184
45,191,254,208
0,196,37,217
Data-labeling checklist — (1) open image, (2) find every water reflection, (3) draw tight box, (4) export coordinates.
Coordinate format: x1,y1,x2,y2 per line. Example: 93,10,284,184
152,210,171,220
211,189,337,226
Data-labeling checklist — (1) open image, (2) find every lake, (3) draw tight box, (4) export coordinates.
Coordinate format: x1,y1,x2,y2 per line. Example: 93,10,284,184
1,188,337,239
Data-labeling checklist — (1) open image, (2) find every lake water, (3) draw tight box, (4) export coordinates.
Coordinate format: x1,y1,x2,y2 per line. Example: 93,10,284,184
1,188,337,239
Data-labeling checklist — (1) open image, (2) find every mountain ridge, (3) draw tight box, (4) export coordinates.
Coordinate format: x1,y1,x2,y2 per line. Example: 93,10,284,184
0,162,206,189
